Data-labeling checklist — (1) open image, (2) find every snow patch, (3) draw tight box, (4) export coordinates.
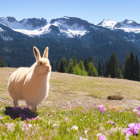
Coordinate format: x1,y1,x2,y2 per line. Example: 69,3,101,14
14,23,51,37
98,20,117,29
0,27,4,32
0,34,13,41
52,20,88,37
114,25,140,33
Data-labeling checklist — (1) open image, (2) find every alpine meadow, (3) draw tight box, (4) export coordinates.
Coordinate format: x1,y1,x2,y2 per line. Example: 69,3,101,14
1,4,140,139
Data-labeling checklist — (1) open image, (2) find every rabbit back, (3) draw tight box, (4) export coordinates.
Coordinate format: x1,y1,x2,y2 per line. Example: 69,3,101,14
8,67,30,100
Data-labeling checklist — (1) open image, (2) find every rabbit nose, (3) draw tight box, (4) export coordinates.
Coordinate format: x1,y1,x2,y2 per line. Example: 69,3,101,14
46,65,50,69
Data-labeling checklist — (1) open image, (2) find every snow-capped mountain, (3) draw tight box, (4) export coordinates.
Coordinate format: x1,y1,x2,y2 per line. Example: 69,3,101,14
0,16,47,29
98,19,117,30
0,16,98,37
114,19,140,33
98,19,140,33
1,16,140,68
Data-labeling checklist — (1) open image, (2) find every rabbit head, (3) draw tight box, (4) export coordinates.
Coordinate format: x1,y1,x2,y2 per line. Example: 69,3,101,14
33,46,51,74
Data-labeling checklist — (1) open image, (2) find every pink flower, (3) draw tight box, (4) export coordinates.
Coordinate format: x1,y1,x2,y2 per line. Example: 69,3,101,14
35,116,39,120
26,118,30,121
97,105,104,114
26,105,29,108
125,123,140,137
137,112,140,117
137,107,140,111
97,133,107,140
26,124,32,128
133,107,140,117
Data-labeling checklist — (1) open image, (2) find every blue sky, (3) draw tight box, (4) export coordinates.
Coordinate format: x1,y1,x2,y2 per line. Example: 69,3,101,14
0,0,140,24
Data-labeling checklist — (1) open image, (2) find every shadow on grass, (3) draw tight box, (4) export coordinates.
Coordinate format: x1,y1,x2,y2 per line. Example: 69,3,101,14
4,107,37,121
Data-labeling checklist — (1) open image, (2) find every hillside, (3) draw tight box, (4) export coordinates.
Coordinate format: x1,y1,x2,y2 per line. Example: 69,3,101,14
1,67,140,110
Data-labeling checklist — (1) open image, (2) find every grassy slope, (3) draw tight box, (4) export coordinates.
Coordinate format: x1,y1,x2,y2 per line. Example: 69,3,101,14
1,67,140,109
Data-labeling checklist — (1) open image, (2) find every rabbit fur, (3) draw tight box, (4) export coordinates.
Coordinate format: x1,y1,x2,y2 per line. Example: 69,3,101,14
8,46,51,112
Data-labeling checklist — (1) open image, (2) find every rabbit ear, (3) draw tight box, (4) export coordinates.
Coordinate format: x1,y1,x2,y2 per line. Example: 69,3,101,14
43,47,49,58
33,46,41,61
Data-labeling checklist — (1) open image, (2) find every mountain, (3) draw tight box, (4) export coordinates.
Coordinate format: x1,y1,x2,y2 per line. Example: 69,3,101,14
98,19,117,30
0,16,98,37
114,19,140,33
98,19,140,33
0,16,140,68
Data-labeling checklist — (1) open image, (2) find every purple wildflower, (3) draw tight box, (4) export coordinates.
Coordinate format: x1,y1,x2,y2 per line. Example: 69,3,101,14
125,123,140,137
137,107,140,111
97,105,104,114
26,105,29,108
97,133,107,140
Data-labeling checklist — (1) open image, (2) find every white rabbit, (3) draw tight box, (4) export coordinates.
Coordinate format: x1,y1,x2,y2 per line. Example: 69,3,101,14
8,46,51,112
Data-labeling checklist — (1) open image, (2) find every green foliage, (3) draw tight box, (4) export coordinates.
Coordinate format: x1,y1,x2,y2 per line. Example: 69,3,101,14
73,64,81,75
59,57,68,73
134,55,139,81
123,53,140,81
0,106,140,139
55,60,59,71
108,74,111,78
88,62,98,76
98,60,101,76
68,58,74,73
104,52,123,79
123,54,130,79
0,54,5,67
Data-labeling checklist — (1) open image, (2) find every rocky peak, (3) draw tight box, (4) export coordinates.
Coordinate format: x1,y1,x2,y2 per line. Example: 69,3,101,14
6,16,17,22
50,16,94,30
20,18,47,28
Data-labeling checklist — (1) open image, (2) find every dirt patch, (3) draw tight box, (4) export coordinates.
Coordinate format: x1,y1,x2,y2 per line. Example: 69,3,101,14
107,94,124,100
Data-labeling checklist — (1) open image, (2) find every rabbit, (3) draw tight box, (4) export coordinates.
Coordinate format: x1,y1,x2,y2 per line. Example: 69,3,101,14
8,46,51,112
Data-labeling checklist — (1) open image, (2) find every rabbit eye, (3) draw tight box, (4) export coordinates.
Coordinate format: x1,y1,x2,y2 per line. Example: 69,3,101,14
40,62,42,65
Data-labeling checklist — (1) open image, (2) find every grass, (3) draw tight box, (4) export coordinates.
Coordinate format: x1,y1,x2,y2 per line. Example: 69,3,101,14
0,106,140,139
1,67,140,139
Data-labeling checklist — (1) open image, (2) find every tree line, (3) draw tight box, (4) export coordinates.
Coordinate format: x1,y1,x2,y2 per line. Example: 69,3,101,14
54,52,140,81
55,56,98,77
0,51,139,81
0,54,4,67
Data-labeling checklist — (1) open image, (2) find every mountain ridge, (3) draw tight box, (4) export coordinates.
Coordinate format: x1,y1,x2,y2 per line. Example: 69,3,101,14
0,16,140,68
1,16,140,37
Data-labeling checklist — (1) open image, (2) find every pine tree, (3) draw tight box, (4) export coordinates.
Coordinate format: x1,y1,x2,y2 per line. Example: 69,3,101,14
55,60,60,72
0,54,4,67
104,60,110,77
83,59,88,71
104,52,122,78
123,54,131,79
88,62,98,76
68,58,74,73
129,52,135,80
79,60,87,76
101,60,105,76
73,64,81,75
79,60,85,71
59,57,67,73
110,52,118,78
72,57,77,67
134,55,139,81
98,61,101,76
